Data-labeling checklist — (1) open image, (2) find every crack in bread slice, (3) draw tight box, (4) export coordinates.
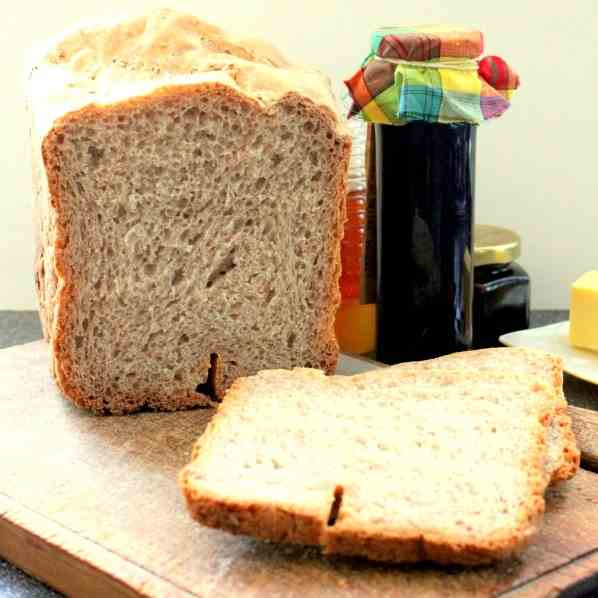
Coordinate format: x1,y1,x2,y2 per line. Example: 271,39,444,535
180,367,555,565
388,347,580,482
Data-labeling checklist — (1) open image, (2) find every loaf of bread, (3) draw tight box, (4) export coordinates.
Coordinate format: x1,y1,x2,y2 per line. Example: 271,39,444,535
180,348,577,565
26,10,351,414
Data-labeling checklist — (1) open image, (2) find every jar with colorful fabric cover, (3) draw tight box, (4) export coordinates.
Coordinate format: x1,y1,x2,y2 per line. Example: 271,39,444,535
345,26,519,364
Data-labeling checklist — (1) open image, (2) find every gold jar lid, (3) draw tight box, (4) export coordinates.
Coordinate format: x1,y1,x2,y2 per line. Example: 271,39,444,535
474,224,521,267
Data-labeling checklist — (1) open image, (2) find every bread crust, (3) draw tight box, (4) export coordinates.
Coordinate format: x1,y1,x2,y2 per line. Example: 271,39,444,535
552,410,581,480
36,82,349,415
180,472,327,547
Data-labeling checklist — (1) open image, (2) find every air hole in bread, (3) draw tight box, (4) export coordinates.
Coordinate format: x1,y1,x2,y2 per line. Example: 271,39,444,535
87,145,104,168
287,332,296,348
196,352,219,399
232,219,244,234
263,220,273,236
184,107,199,120
171,268,184,286
264,287,275,304
327,485,344,527
206,250,236,288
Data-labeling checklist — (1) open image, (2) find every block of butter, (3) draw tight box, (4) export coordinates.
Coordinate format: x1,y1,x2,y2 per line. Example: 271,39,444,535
570,271,598,352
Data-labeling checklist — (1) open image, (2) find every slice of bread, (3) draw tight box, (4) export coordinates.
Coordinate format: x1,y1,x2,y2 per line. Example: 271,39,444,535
180,366,557,565
388,347,580,482
27,9,351,414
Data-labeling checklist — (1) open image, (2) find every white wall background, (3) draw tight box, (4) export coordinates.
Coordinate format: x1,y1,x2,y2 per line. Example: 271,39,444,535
1,0,596,309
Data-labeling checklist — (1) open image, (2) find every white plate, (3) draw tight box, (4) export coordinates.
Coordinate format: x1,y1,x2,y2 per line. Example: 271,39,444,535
500,321,598,385
336,353,383,375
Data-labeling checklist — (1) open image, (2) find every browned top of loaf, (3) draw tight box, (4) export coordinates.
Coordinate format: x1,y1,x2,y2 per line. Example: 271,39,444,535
27,8,345,139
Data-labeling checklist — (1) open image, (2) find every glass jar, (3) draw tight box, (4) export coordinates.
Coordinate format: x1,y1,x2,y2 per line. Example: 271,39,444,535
336,107,377,355
339,114,367,305
473,225,530,348
375,122,476,364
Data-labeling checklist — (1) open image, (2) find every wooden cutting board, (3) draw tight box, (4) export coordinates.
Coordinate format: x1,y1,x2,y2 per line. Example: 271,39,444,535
2,341,598,598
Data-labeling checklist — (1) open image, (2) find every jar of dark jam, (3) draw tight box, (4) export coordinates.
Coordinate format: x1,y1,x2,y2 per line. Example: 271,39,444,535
473,225,530,348
375,122,476,364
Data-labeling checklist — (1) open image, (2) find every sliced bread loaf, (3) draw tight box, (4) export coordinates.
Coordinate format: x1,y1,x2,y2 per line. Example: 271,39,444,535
180,367,556,565
387,347,579,481
27,9,350,414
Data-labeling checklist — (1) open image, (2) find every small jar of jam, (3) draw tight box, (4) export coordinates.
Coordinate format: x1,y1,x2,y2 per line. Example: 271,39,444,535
473,225,530,348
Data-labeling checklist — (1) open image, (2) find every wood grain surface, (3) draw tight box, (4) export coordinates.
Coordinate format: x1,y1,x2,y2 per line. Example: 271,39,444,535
1,341,598,598
569,405,598,473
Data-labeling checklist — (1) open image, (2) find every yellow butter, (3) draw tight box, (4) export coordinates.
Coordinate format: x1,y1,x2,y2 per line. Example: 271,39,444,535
570,271,598,352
